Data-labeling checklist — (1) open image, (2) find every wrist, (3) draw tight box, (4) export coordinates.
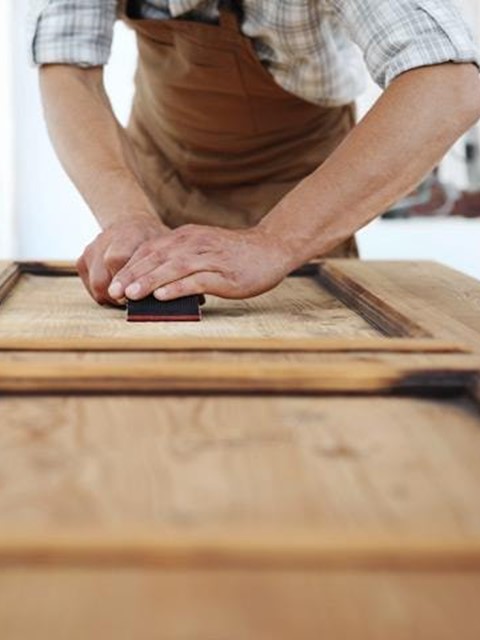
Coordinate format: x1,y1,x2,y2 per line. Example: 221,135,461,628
103,208,160,228
248,222,307,275
254,212,318,270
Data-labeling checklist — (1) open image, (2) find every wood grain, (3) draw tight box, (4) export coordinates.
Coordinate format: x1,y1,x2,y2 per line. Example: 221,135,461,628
1,395,480,538
0,336,466,353
0,273,379,342
1,569,480,640
319,261,480,350
0,261,20,303
0,356,477,392
1,532,480,570
0,260,479,636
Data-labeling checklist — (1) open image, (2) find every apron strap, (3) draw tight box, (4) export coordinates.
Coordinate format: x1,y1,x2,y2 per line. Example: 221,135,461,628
219,0,243,32
123,0,142,19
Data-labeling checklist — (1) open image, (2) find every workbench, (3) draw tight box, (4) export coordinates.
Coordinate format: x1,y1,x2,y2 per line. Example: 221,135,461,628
0,259,479,639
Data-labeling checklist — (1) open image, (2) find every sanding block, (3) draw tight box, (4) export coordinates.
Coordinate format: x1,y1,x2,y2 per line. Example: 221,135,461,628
127,294,202,322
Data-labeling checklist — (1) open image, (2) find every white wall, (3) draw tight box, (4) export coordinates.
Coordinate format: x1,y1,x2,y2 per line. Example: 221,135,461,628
349,0,480,278
0,0,14,257
12,0,138,261
7,0,480,280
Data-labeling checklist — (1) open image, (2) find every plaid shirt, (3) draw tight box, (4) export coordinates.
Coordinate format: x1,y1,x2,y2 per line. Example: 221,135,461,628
28,0,479,106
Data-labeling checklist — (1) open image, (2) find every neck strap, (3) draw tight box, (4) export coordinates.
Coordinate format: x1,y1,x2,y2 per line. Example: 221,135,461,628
219,0,243,31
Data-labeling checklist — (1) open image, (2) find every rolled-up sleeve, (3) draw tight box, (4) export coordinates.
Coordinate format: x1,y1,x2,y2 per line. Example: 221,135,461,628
328,0,480,88
27,0,117,67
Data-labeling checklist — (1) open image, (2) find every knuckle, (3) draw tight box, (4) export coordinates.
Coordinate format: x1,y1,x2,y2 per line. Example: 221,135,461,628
226,268,241,283
76,255,86,275
176,224,198,242
138,240,160,261
88,282,106,304
82,244,94,261
141,272,159,291
104,249,128,272
171,280,186,296
152,246,165,262
172,256,189,273
135,244,151,260
180,223,196,234
90,276,108,299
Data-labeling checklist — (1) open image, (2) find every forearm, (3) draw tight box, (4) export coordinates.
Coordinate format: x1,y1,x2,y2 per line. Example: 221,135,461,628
258,63,480,263
39,65,161,229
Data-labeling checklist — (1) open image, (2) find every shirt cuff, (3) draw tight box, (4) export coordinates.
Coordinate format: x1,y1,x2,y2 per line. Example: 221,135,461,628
27,0,117,67
372,0,480,87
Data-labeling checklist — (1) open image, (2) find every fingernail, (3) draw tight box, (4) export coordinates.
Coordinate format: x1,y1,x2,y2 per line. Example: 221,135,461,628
125,282,142,299
154,287,167,300
108,281,123,298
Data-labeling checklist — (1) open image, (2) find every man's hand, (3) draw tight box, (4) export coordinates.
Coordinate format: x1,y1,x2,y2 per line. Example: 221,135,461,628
107,224,297,302
77,215,169,305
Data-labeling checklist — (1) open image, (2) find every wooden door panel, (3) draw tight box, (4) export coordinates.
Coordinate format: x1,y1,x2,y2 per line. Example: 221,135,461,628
1,568,480,640
1,394,479,540
319,260,480,351
0,259,479,636
1,261,478,393
0,263,378,342
1,393,480,639
0,260,475,352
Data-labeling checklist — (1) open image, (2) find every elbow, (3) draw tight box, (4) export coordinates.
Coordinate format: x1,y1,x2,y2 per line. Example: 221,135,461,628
39,64,104,94
466,83,480,126
453,64,480,130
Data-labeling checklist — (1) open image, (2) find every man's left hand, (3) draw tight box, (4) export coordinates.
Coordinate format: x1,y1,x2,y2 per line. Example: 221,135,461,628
107,224,296,302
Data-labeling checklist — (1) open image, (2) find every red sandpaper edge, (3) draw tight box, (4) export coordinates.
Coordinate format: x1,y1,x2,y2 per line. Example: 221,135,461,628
127,314,202,323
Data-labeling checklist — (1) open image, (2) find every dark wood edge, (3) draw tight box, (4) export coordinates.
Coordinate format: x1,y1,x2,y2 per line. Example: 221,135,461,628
18,260,78,276
0,358,478,394
16,260,312,278
0,262,21,304
316,261,431,338
0,262,78,305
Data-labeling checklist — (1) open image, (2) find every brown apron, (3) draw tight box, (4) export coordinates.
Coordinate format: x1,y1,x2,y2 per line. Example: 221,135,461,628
121,0,358,258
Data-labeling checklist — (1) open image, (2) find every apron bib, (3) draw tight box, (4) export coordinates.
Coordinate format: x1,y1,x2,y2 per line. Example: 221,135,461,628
122,0,358,257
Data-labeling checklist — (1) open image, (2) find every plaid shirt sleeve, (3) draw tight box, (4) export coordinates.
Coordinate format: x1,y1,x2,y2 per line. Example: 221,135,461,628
27,0,117,67
329,0,480,88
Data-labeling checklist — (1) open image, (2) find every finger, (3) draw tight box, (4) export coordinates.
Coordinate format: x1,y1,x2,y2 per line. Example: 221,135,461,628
76,251,99,302
124,256,213,301
110,225,208,293
109,225,219,300
109,248,168,299
103,236,141,276
87,257,120,305
102,224,168,277
154,272,227,301
76,254,89,287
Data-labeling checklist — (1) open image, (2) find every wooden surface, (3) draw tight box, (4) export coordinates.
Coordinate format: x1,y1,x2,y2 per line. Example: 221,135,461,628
1,569,480,640
0,272,379,340
0,355,478,392
1,262,477,395
1,394,479,540
319,261,480,351
1,260,480,638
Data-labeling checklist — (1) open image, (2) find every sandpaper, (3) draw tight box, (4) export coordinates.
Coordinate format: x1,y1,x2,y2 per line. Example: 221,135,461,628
127,294,202,322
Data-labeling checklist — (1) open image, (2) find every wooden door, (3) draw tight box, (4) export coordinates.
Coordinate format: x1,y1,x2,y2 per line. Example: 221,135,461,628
0,259,479,639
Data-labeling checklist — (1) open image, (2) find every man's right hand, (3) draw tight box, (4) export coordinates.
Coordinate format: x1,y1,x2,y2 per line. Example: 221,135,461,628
76,215,169,305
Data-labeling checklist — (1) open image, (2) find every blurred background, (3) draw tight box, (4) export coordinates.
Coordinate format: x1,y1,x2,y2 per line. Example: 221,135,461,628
1,0,479,277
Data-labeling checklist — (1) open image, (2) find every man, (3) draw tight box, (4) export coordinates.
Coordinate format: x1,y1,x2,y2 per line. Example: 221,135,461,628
29,0,480,305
